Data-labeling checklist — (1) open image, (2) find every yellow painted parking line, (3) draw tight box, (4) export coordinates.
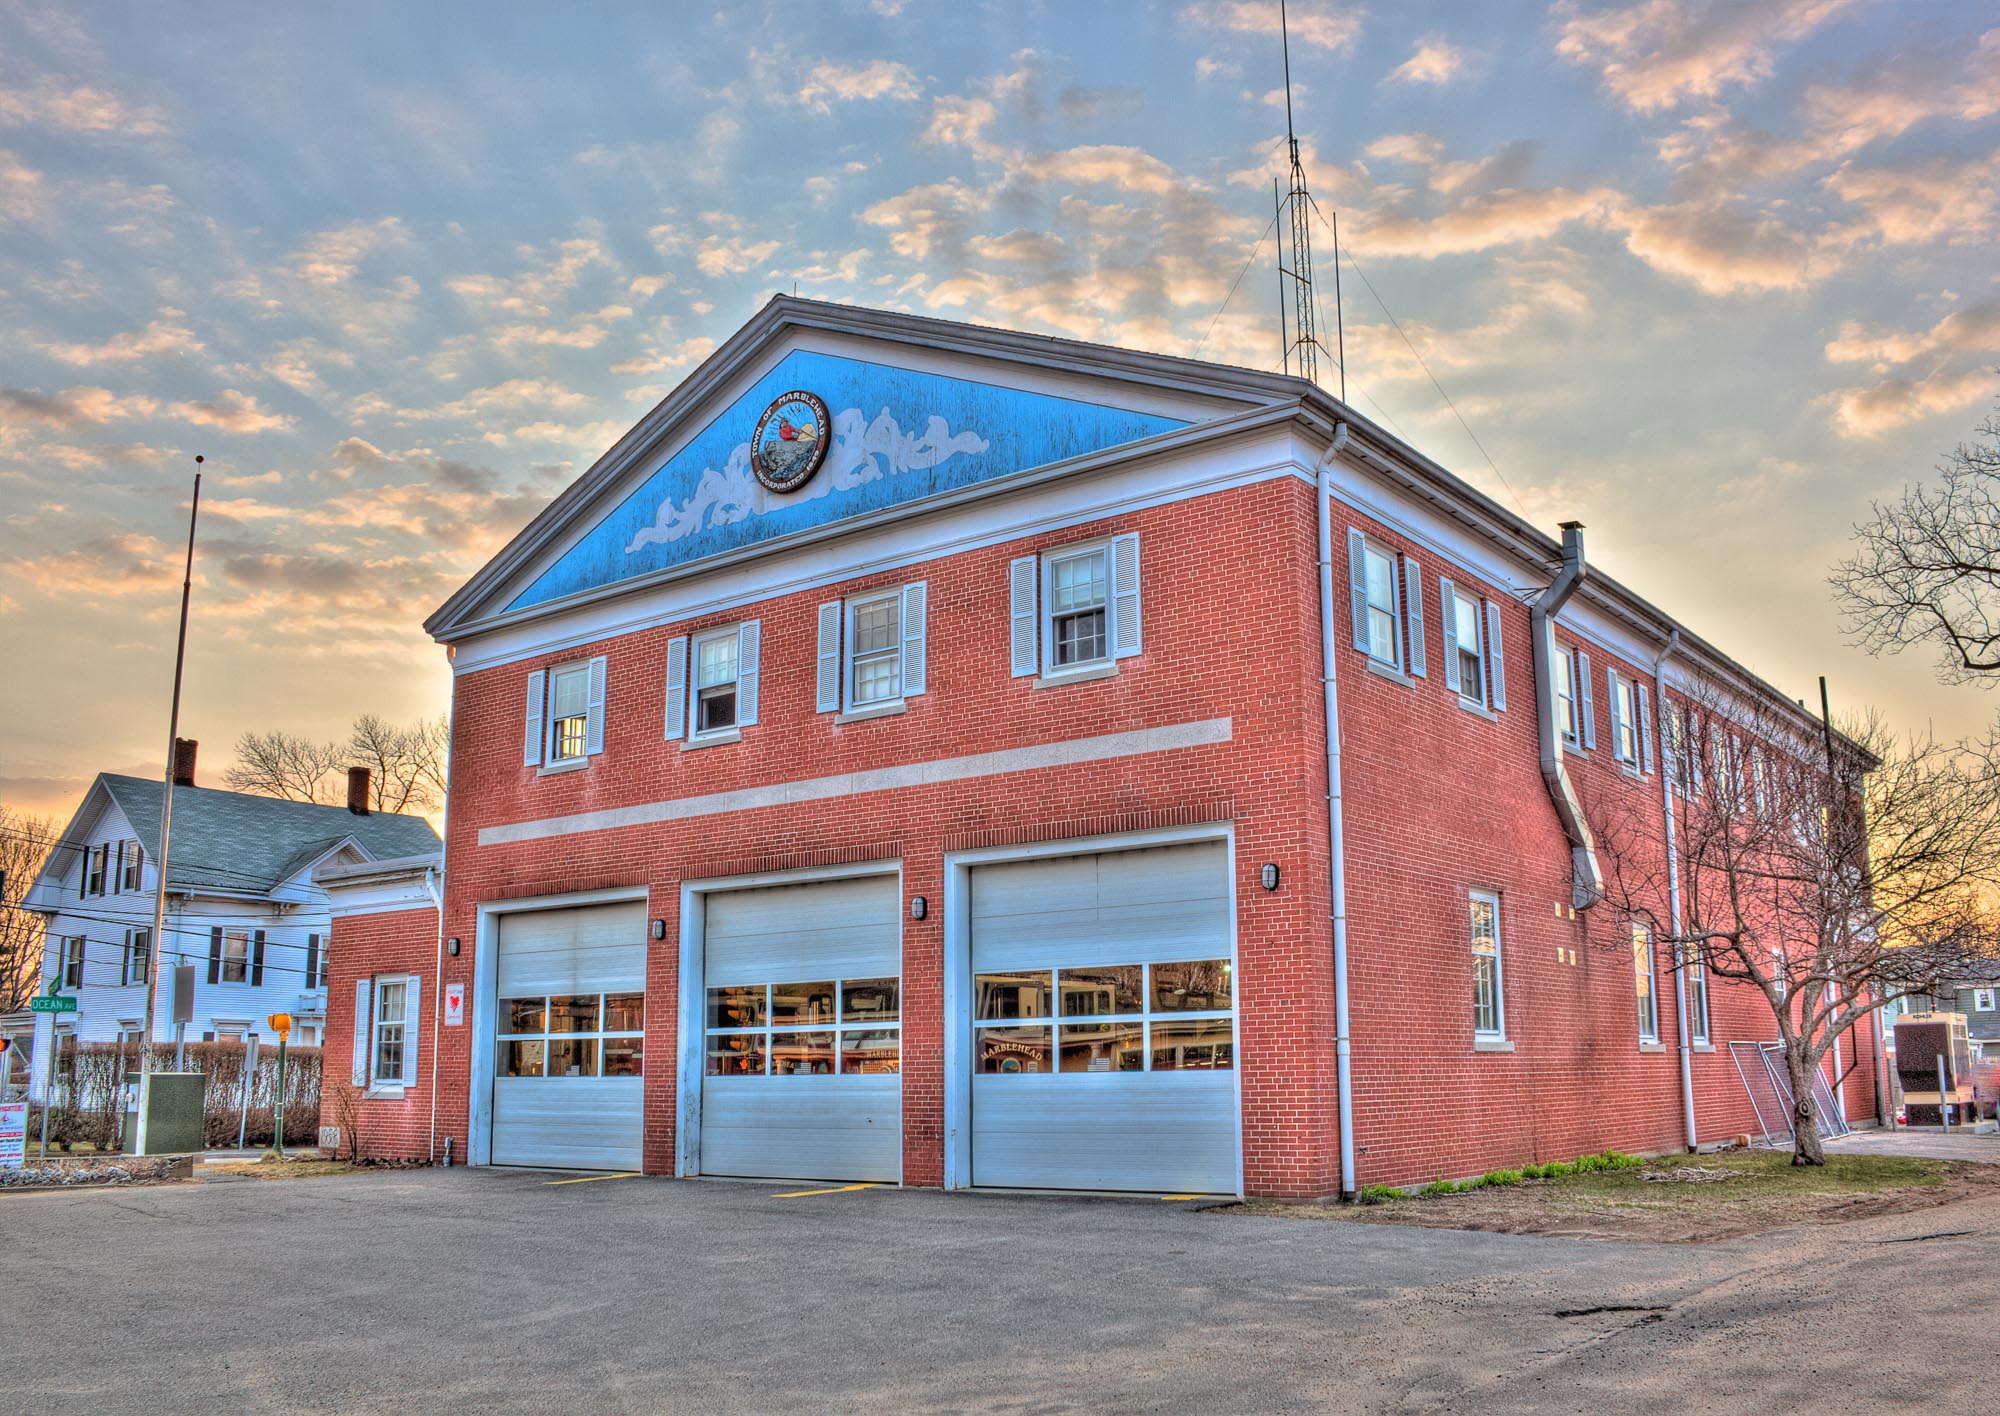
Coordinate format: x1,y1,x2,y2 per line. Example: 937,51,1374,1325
773,1182,878,1198
1159,1194,1205,1201
544,1172,642,1186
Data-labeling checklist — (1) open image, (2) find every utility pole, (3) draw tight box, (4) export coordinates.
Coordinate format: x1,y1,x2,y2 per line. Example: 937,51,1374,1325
135,456,202,1156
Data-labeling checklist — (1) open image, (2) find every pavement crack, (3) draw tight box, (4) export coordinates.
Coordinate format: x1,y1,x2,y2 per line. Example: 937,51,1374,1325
1551,1304,1672,1319
1872,1229,1976,1244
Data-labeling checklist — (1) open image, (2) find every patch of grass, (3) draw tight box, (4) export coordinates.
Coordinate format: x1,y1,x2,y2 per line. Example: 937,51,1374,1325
1420,1179,1463,1198
1357,1184,1405,1204
1479,1169,1525,1188
203,1159,357,1181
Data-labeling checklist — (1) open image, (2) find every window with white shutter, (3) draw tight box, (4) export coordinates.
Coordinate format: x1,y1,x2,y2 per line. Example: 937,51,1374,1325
1577,651,1597,749
664,636,689,740
1043,544,1111,673
584,654,608,756
1349,530,1401,670
1485,601,1507,712
1008,556,1038,676
816,601,843,711
351,977,372,1086
524,669,545,767
1109,533,1141,658
900,584,927,695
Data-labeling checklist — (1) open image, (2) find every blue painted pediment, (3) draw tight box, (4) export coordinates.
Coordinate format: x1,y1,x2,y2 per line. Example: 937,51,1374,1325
505,349,1189,613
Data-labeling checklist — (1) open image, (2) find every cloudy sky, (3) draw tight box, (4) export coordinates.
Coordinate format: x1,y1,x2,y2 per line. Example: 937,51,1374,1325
2,0,1996,818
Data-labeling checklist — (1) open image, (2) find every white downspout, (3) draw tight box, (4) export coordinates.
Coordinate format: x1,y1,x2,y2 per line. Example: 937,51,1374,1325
1653,630,1698,1153
426,686,454,1164
1316,420,1357,1201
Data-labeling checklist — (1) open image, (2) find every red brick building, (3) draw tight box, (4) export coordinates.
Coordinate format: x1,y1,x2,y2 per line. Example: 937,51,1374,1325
323,297,1879,1196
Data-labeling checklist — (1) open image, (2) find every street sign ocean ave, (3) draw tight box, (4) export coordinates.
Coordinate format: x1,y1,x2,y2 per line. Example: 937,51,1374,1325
29,994,76,1013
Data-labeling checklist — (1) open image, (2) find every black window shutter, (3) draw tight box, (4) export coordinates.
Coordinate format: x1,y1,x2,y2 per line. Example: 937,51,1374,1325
252,931,266,986
305,933,320,990
120,931,130,987
112,842,123,895
208,927,223,985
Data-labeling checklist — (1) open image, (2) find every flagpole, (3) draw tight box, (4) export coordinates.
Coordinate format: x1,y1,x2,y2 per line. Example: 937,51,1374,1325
135,455,202,1156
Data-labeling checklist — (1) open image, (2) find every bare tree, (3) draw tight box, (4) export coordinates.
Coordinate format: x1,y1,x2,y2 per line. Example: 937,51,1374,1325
1589,678,2000,1164
0,805,57,1012
1833,401,2000,685
347,714,449,814
222,730,346,803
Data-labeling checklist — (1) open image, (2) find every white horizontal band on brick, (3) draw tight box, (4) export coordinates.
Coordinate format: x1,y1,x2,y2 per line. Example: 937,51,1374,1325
478,717,1235,846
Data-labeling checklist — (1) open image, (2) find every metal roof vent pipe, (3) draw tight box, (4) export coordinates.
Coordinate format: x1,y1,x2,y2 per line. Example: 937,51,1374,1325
171,737,198,788
1533,522,1604,911
346,766,372,816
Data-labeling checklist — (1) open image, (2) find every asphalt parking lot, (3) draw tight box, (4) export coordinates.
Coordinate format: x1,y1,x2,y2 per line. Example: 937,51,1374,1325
3,1166,1995,1414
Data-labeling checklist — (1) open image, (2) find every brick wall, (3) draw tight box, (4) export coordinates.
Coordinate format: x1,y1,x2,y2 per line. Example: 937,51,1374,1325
323,905,440,1163
427,470,1874,1197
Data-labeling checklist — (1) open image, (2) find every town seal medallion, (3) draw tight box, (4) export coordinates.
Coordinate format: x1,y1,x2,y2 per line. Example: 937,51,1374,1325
750,390,831,493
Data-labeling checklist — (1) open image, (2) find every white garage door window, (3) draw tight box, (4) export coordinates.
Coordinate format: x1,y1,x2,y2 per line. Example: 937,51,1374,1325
969,840,1237,1194
697,874,901,1182
490,903,646,1171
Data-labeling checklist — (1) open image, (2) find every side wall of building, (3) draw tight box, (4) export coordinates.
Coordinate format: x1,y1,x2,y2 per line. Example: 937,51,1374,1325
323,905,440,1163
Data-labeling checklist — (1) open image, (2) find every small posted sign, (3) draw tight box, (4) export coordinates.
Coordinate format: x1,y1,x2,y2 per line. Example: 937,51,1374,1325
444,983,464,1027
0,1101,26,1170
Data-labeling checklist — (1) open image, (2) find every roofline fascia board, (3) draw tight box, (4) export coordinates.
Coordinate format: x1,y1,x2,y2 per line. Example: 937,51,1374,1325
1299,402,1873,762
433,400,1303,645
426,295,1298,639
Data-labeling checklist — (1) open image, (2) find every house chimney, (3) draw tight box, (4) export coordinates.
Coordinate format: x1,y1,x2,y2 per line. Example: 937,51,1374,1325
171,738,198,788
347,766,372,816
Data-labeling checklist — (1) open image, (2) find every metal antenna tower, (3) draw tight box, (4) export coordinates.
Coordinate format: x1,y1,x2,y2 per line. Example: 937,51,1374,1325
1276,0,1342,397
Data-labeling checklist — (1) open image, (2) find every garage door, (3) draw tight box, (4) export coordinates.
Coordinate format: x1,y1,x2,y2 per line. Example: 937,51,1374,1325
969,841,1236,1193
699,874,901,1182
491,903,647,1170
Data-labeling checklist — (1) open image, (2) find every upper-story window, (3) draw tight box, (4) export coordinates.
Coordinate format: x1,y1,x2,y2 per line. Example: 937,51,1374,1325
222,930,250,984
549,664,591,763
523,656,608,769
1975,988,1996,1012
1554,645,1594,749
121,840,142,891
1010,535,1141,680
696,629,741,732
1345,530,1427,678
850,589,906,704
86,845,105,897
1048,547,1108,669
60,935,84,988
1606,668,1653,773
817,584,927,714
666,624,759,743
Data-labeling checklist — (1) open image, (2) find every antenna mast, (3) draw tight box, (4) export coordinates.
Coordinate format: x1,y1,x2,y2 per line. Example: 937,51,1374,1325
1276,0,1344,397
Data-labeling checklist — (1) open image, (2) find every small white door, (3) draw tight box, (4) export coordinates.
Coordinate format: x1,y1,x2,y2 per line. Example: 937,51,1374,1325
968,841,1237,1193
490,903,647,1171
698,874,901,1182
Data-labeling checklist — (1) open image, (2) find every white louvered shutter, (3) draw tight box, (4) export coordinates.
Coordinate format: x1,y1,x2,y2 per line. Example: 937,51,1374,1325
400,975,421,1088
1578,652,1596,749
1110,533,1141,658
1486,602,1507,711
663,636,689,740
1347,529,1370,652
523,670,545,767
352,977,372,1086
1608,667,1625,759
1439,578,1461,693
900,584,927,696
1008,556,1038,677
1638,682,1655,773
738,620,761,725
1403,558,1426,677
584,655,608,756
816,601,843,711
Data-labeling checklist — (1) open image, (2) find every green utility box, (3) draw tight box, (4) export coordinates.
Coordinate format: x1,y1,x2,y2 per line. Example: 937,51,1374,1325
128,1073,205,1155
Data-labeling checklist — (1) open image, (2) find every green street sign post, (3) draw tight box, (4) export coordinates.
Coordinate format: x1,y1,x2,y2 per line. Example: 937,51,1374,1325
33,985,75,1161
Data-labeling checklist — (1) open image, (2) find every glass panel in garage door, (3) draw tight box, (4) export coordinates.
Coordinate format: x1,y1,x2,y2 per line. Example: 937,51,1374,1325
497,992,643,1077
704,980,901,1075
972,961,1235,1077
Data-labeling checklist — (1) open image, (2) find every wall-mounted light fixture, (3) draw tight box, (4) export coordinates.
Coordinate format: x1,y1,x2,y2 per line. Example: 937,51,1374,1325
651,918,668,941
910,896,928,921
447,936,461,957
1260,863,1281,892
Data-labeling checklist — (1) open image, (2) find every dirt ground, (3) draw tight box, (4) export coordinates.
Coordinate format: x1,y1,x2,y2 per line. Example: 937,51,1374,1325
1241,1150,2000,1243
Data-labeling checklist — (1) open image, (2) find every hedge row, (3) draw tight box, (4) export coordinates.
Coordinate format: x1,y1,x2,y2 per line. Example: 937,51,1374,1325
23,1040,321,1151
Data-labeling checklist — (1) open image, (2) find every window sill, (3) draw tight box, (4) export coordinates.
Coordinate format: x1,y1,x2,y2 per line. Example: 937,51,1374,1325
1456,698,1499,722
681,729,742,752
1619,762,1646,781
536,758,589,777
836,701,907,724
364,1086,407,1101
1034,663,1119,690
1639,1041,1666,1054
1364,658,1415,688
1692,1042,1716,1053
1473,1037,1515,1053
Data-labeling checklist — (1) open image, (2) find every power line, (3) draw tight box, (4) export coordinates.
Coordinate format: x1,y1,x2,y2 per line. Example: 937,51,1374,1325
1306,195,1531,521
1194,208,1282,362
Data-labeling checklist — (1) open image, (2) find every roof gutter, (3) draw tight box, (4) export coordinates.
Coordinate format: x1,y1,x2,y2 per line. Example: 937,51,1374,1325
1315,421,1358,1201
1533,523,1604,911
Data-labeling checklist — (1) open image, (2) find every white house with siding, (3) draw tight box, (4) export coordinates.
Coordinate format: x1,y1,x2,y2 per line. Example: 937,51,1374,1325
15,749,438,1096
